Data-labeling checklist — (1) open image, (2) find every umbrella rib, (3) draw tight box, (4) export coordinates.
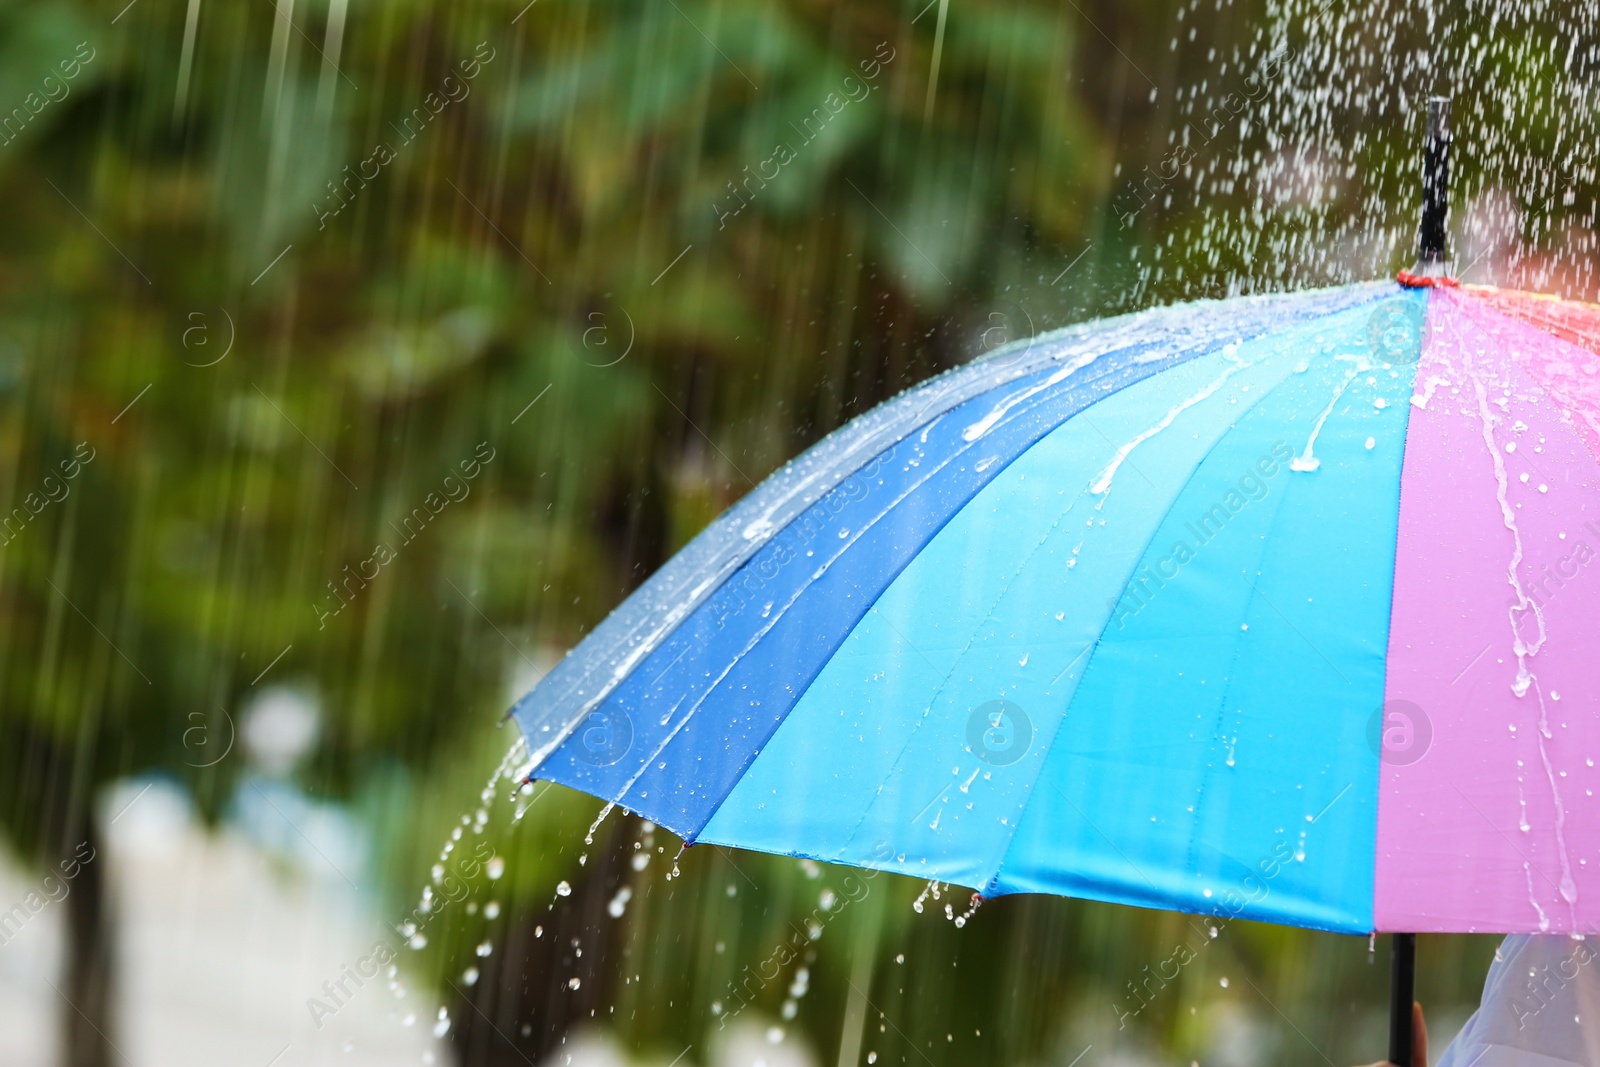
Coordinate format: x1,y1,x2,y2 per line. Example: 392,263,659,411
982,316,1368,892
720,300,1369,851
524,289,1378,762
861,359,1267,863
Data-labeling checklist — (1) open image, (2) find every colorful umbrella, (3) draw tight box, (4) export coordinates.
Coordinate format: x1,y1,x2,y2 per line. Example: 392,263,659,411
509,100,1599,1064
515,277,1600,920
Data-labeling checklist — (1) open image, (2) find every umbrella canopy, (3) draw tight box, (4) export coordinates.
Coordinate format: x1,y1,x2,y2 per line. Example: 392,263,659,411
510,280,1600,938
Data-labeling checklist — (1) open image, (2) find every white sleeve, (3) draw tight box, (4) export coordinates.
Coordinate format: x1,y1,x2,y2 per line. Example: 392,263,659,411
1435,935,1600,1067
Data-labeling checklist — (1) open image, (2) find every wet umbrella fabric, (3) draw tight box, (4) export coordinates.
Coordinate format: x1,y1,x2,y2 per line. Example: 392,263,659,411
510,281,1600,937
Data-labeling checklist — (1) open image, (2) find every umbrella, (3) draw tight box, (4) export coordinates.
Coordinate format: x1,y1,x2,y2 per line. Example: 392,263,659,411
508,98,1599,1065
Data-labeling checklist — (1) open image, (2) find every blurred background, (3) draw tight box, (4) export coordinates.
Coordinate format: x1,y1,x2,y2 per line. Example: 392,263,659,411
1,0,1596,1063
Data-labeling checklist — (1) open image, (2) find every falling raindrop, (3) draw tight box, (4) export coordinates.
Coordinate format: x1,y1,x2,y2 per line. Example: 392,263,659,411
608,886,633,918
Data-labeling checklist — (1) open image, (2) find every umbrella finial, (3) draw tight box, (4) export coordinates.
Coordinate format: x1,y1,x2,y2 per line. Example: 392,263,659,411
1399,97,1455,287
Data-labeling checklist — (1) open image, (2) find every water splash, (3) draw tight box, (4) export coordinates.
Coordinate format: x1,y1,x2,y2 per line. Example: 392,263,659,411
1455,317,1545,694
1291,367,1360,472
585,800,616,846
1117,0,1600,304
1448,310,1578,925
1090,344,1251,495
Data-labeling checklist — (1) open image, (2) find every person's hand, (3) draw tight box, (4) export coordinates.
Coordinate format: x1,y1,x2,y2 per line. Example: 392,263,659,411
1352,1003,1428,1067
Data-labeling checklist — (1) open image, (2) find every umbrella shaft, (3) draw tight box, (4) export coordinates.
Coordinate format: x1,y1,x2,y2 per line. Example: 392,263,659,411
1388,933,1417,1066
1418,97,1451,262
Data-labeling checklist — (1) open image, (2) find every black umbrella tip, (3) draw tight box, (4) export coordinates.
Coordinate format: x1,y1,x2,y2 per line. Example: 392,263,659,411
1408,96,1455,282
1425,96,1451,139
